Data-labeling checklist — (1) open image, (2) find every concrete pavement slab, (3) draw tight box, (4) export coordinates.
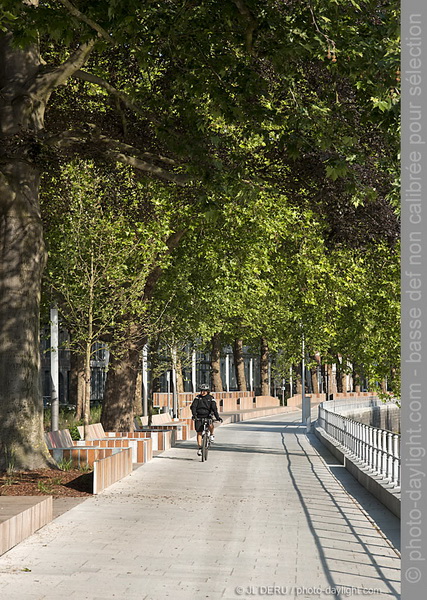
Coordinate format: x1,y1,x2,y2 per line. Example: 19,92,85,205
0,410,400,600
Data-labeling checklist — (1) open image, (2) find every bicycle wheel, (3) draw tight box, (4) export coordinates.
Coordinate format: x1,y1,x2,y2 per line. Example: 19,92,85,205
202,432,209,462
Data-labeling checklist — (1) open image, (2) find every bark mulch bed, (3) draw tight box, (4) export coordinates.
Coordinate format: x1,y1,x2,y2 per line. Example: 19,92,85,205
0,469,93,498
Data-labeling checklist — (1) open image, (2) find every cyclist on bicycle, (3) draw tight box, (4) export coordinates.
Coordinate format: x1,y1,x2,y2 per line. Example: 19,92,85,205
191,383,222,456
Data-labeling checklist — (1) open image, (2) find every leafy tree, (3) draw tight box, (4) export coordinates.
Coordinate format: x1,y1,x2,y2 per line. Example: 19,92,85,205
42,160,175,433
0,0,399,467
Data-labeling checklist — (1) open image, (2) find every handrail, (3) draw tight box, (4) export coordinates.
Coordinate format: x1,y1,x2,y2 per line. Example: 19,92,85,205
318,404,400,488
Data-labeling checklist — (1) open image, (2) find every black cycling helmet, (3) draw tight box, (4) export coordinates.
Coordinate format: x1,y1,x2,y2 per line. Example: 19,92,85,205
199,383,210,392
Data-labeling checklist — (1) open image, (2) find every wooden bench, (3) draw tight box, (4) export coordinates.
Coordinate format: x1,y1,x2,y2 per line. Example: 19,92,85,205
135,414,191,441
0,496,53,556
76,425,153,463
79,422,170,449
111,429,172,452
93,447,132,495
44,429,133,494
45,429,116,468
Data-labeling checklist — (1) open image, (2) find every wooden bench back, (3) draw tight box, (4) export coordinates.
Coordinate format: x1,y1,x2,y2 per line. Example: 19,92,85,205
134,414,173,428
44,429,74,449
77,423,107,439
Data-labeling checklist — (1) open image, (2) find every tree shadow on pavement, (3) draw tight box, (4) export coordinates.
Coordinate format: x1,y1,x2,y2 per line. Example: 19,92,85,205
306,432,401,552
282,429,400,599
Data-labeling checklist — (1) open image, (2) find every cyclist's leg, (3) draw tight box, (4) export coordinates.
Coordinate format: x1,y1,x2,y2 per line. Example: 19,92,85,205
195,419,204,454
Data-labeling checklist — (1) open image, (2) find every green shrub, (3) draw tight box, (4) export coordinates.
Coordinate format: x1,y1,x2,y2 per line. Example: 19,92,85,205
69,425,82,441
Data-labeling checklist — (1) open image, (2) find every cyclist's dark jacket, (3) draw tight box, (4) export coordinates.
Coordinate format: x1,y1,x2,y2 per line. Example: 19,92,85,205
191,394,220,420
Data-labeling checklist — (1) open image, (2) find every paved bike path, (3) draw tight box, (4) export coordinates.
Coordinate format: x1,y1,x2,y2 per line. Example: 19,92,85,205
0,411,400,600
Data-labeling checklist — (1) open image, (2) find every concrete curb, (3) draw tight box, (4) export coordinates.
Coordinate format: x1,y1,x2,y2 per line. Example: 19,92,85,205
314,421,401,519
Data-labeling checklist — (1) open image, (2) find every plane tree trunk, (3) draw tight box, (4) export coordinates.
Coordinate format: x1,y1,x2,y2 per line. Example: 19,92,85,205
211,332,223,392
101,334,139,432
133,356,143,417
233,338,247,391
0,159,56,469
101,230,186,430
0,32,95,469
0,36,53,469
260,337,270,396
70,350,85,420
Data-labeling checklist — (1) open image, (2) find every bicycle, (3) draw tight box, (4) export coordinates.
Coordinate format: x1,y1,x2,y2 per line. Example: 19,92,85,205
200,417,213,462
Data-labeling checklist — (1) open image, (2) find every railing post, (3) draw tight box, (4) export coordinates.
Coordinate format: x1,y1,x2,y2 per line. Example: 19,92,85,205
358,423,363,462
353,421,358,458
343,417,348,451
381,429,388,478
356,421,361,461
375,428,381,474
393,434,400,487
364,424,369,464
368,426,373,470
387,432,393,483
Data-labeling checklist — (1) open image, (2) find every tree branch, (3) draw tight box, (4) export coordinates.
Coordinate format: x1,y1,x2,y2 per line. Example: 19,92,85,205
72,69,162,127
56,0,115,45
232,0,258,54
44,128,191,185
307,0,336,58
30,40,96,100
105,149,190,185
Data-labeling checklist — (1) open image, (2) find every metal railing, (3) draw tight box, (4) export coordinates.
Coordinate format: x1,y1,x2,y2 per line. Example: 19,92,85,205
318,404,400,488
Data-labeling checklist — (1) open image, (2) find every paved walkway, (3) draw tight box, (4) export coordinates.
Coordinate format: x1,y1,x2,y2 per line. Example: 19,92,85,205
0,411,400,600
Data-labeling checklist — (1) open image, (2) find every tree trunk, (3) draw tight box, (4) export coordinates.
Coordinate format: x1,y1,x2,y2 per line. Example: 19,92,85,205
295,363,302,394
76,362,86,421
305,365,313,393
83,340,92,439
211,332,223,392
0,34,95,469
101,342,139,432
133,356,143,417
311,366,319,394
352,363,361,392
260,337,269,396
101,230,186,429
69,350,85,420
0,37,55,469
175,353,185,395
336,357,343,393
82,254,94,439
326,364,337,397
341,372,348,393
0,162,56,469
233,338,247,391
320,364,327,394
